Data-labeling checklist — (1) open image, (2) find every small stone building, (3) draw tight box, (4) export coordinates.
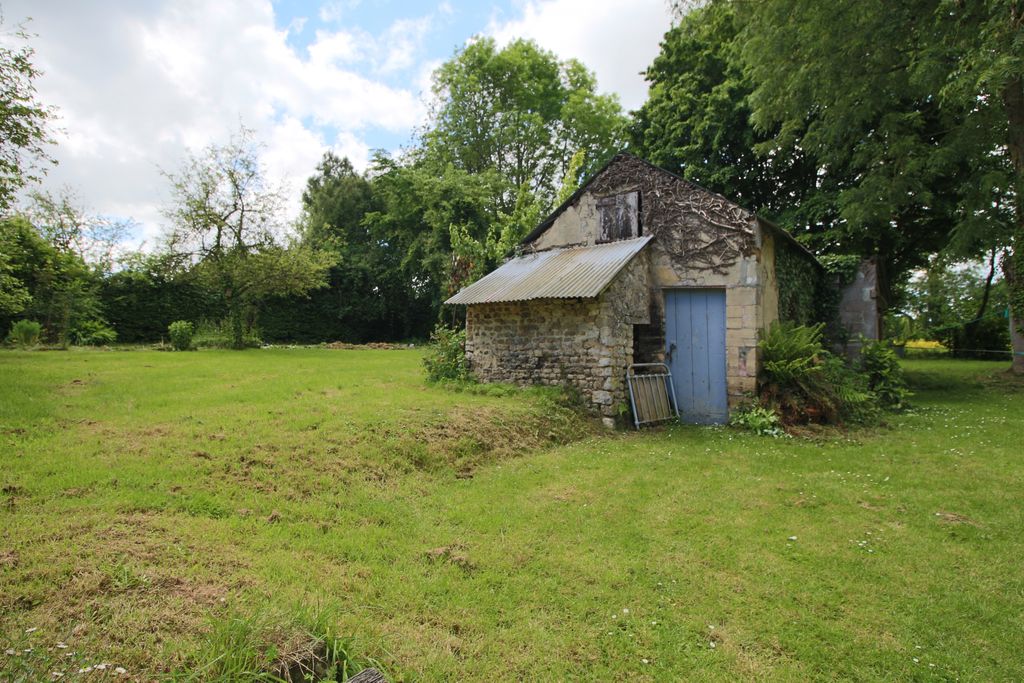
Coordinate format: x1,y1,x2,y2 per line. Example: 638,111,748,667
446,154,845,425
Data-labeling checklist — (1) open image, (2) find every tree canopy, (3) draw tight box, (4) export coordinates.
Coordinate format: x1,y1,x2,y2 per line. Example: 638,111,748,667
734,0,1023,368
161,128,331,348
0,18,55,213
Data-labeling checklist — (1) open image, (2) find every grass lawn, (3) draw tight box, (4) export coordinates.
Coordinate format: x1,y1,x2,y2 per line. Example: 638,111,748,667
1,350,1022,681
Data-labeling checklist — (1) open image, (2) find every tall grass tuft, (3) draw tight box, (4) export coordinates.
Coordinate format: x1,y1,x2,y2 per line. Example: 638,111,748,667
177,601,378,682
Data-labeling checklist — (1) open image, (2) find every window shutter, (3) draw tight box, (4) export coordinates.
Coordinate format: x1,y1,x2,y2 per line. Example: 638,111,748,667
597,191,639,243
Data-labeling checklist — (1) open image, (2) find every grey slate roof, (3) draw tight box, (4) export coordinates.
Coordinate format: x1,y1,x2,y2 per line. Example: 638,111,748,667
445,236,652,305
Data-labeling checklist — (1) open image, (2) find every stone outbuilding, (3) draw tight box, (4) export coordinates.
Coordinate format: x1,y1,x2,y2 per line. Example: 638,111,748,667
446,154,853,425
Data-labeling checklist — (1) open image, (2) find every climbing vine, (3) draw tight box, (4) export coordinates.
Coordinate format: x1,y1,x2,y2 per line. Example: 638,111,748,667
776,244,861,346
775,242,820,325
589,155,755,275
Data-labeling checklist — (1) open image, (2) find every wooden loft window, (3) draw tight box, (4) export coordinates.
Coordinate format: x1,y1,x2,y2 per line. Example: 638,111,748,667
596,191,640,243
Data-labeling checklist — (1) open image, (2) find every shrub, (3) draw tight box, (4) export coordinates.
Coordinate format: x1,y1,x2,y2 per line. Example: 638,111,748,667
859,339,911,410
820,354,880,425
168,320,195,351
69,320,117,346
192,319,262,349
759,322,881,425
758,322,830,422
423,324,469,383
9,319,41,348
730,402,787,437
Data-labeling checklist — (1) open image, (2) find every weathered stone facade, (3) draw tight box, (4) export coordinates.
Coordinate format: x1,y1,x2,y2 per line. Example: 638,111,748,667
535,155,773,407
452,153,822,423
465,253,649,423
837,257,881,357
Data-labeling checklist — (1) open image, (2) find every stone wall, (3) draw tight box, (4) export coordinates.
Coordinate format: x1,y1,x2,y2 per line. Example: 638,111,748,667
465,255,649,424
838,258,881,356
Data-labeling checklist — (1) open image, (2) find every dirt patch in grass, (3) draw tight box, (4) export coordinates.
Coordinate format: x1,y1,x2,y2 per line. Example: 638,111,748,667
934,511,981,526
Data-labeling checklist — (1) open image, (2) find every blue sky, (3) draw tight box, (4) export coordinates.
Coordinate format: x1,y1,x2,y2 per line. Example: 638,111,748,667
2,0,673,246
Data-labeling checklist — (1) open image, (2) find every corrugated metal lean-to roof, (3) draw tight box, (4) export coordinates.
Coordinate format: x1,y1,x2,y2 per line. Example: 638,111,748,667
445,235,652,305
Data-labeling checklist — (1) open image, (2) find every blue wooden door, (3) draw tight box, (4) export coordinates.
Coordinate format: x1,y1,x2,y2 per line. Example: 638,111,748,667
664,289,728,424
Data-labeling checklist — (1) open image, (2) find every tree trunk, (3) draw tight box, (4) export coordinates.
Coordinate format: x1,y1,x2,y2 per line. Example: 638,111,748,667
1011,307,1024,373
230,301,245,349
1002,74,1024,373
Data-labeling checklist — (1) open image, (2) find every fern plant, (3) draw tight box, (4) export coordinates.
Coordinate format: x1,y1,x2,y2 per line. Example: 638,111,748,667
759,322,883,426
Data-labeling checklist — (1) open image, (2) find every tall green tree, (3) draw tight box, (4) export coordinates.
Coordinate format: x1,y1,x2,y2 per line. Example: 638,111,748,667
0,18,56,213
425,37,627,212
364,152,506,327
0,215,106,345
735,0,1024,370
631,3,818,225
637,1,967,314
258,151,432,342
161,128,331,349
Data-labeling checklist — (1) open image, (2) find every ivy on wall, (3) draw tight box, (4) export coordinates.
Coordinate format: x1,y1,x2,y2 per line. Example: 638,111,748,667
776,241,861,345
775,241,821,325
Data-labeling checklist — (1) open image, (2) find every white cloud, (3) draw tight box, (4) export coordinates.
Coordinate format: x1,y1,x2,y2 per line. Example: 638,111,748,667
3,0,425,246
488,0,673,111
1,0,670,248
379,16,433,74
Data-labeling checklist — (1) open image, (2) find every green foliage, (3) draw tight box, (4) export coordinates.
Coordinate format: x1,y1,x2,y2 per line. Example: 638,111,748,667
0,18,56,212
631,2,817,225
774,241,822,326
422,324,469,383
859,339,911,410
0,215,112,346
729,402,787,437
8,319,41,347
100,251,224,343
162,127,330,350
758,322,879,425
69,319,116,346
0,248,31,317
192,319,262,349
760,322,826,385
736,0,1022,335
819,354,880,426
427,37,626,209
901,254,1011,356
280,151,431,342
168,320,195,351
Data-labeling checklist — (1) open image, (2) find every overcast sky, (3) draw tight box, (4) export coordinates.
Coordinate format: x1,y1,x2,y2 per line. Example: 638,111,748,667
2,0,673,248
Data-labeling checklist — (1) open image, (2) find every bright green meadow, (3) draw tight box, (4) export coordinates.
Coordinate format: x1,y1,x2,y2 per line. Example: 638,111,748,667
1,349,1022,681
